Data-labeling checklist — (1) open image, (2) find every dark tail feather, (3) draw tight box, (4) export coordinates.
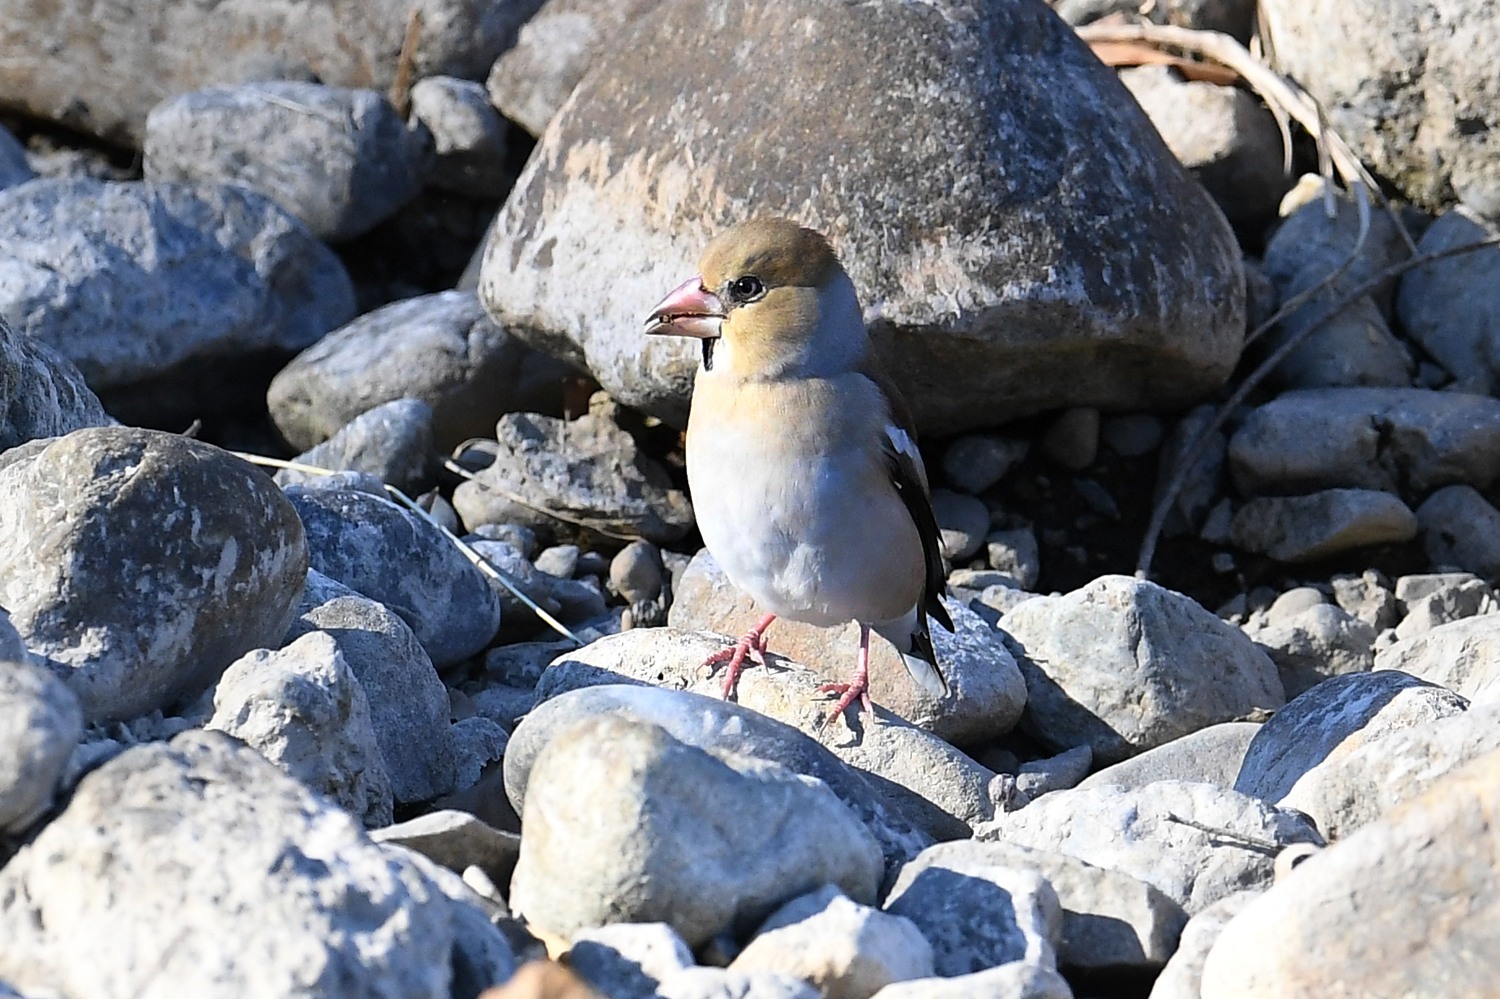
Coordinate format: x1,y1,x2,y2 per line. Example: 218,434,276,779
902,619,950,698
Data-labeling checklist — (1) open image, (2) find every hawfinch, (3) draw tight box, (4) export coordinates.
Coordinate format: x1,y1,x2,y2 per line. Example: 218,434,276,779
644,218,953,721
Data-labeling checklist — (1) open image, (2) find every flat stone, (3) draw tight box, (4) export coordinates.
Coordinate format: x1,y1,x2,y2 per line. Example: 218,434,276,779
669,550,1027,747
1230,489,1418,563
1228,388,1500,499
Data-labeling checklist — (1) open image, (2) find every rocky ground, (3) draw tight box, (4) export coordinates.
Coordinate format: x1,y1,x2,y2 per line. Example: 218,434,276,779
1,0,1499,997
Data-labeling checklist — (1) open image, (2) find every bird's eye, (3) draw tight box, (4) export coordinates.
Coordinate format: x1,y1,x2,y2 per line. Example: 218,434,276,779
728,275,766,302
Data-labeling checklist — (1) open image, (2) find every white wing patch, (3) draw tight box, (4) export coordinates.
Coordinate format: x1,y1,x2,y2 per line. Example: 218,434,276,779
884,423,930,491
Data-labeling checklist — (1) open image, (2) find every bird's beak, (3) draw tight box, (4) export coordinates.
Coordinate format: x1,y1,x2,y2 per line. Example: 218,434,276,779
644,276,725,339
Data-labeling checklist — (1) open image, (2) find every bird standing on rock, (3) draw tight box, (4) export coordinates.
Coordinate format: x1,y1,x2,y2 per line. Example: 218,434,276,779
644,218,953,722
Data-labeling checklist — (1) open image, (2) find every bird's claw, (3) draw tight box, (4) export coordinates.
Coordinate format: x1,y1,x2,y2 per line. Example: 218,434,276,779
817,680,873,723
705,629,769,699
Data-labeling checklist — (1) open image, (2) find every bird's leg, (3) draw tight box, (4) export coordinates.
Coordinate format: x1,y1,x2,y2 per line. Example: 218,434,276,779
818,623,874,722
704,612,776,699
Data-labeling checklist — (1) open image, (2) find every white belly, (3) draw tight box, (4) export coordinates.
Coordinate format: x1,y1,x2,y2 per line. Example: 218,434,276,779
687,415,921,628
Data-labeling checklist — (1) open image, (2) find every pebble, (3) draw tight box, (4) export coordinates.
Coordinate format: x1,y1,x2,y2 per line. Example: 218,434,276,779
941,434,1030,494
0,659,82,835
1415,484,1500,576
1229,488,1418,562
930,489,991,562
408,76,512,199
1039,407,1100,471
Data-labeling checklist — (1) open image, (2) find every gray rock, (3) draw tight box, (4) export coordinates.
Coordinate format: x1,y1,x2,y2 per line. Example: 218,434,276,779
570,922,696,999
1397,207,1500,391
977,780,1323,914
0,731,514,997
408,76,511,198
1233,670,1469,804
867,962,1074,999
287,570,461,804
0,313,112,453
1331,570,1400,630
486,0,659,137
276,398,435,495
1000,575,1283,764
471,537,576,630
1392,573,1498,641
144,82,426,242
985,528,1041,590
0,428,307,723
670,550,1028,746
941,435,1030,494
0,178,354,406
286,485,501,668
1243,601,1377,698
1260,0,1500,214
535,628,998,840
1078,722,1262,792
509,714,884,946
1416,484,1500,576
1146,891,1257,999
452,400,693,545
1278,701,1500,839
0,0,544,144
0,660,81,834
1013,745,1093,802
502,684,935,874
479,0,1244,434
884,853,1062,977
1256,190,1413,389
207,632,393,828
896,841,1185,973
1120,66,1288,225
1375,614,1500,703
1228,387,1500,499
1230,488,1418,563
0,125,31,191
1101,413,1165,458
658,968,821,999
1200,748,1500,997
931,489,990,562
371,809,520,894
269,289,555,454
1039,408,1100,471
1154,404,1226,531
732,885,934,998
612,539,668,627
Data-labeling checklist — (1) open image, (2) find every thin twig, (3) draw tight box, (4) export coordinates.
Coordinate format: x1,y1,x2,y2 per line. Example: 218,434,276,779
1077,21,1419,253
389,6,423,117
232,451,582,645
1135,235,1500,577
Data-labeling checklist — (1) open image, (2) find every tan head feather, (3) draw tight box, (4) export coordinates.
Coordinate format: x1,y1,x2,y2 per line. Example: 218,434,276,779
694,218,863,377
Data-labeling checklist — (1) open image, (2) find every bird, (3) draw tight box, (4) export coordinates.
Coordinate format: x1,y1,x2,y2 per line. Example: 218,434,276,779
643,217,953,722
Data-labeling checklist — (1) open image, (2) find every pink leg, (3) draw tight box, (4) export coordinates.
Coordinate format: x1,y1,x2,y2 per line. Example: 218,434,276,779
818,623,874,723
704,612,776,699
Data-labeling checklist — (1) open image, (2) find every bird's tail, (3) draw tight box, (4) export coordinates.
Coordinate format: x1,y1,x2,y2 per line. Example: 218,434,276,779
899,621,950,698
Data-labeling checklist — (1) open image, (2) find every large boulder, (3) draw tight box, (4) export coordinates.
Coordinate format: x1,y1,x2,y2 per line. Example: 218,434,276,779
0,0,546,145
1259,0,1500,215
479,0,1245,433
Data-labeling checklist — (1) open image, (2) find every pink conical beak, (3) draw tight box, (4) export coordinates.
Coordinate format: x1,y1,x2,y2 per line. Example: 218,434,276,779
644,275,725,339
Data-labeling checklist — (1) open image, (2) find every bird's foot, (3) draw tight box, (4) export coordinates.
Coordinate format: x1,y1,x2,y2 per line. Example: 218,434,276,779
704,613,775,699
817,678,873,723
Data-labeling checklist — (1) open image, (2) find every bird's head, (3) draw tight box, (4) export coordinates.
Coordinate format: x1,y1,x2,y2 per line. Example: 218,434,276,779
645,218,866,378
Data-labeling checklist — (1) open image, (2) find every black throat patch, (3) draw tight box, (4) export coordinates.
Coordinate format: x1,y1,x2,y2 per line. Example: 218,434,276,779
702,337,718,371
